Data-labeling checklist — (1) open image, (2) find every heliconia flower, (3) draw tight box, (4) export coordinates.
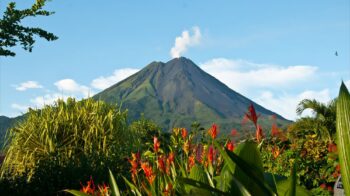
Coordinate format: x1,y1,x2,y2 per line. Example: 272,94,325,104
167,152,175,164
226,140,235,151
244,104,260,127
181,128,188,139
231,129,238,137
208,124,218,139
154,136,160,153
328,142,337,153
183,140,190,155
256,125,264,143
188,155,195,169
208,146,214,164
80,176,96,194
141,162,155,184
332,171,339,179
157,156,166,173
97,183,109,195
195,144,204,163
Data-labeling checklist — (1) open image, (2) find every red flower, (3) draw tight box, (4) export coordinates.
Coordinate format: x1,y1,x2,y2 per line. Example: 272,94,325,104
208,124,219,139
256,125,264,143
154,136,160,153
181,128,188,139
208,146,214,164
141,162,155,184
157,156,166,173
188,155,195,169
328,142,337,153
97,183,109,195
243,104,260,127
231,129,238,137
167,152,175,164
226,140,235,151
80,176,96,194
320,183,326,189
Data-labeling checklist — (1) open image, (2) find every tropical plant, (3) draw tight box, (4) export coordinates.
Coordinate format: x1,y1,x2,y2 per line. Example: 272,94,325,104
289,99,336,142
0,0,58,56
66,104,310,196
0,98,132,195
336,82,350,195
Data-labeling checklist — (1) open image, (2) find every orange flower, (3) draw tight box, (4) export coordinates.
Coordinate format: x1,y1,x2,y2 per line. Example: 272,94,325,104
328,142,337,153
181,128,188,139
226,140,235,151
141,162,155,184
208,146,214,164
271,145,284,159
208,124,219,139
97,183,109,195
231,129,238,137
154,136,160,153
256,125,264,143
80,176,96,194
167,152,175,164
188,155,195,169
157,156,166,173
320,183,326,189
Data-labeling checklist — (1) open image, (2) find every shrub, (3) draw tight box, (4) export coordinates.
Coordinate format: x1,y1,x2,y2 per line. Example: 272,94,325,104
0,98,131,194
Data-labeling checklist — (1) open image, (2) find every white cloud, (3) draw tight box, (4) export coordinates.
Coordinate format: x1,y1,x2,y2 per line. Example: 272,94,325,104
15,81,43,91
170,26,201,58
200,58,317,93
11,103,29,113
30,93,70,108
54,79,92,97
91,68,139,90
254,89,331,120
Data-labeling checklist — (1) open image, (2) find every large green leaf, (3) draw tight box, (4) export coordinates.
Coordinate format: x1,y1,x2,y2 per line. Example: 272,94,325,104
109,169,121,196
180,177,227,195
276,163,310,196
186,165,211,195
214,141,276,196
123,176,142,196
336,82,350,195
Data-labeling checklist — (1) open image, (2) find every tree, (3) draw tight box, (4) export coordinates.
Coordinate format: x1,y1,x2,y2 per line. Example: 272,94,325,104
0,0,58,57
288,98,337,142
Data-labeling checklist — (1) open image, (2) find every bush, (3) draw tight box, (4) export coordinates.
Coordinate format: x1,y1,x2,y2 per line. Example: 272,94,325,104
0,98,132,195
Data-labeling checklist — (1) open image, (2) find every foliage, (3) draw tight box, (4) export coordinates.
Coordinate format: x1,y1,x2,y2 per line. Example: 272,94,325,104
289,98,336,142
66,104,309,196
0,0,58,56
0,98,131,195
336,81,350,195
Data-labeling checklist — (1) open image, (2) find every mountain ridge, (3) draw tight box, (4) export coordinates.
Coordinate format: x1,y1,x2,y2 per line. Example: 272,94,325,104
94,57,289,132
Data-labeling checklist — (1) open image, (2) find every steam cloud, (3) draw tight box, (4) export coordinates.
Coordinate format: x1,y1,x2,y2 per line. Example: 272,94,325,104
170,26,201,58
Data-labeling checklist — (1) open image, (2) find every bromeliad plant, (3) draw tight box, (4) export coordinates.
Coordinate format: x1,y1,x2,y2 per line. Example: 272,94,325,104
67,104,310,195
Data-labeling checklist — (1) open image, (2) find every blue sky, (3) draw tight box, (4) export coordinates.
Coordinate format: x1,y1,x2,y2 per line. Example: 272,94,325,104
0,0,349,120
